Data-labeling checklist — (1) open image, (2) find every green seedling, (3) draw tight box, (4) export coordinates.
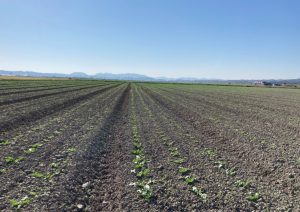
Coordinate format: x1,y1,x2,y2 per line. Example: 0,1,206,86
5,156,24,164
260,140,266,145
132,136,139,142
133,155,148,166
50,162,59,169
31,143,43,148
137,168,150,178
134,160,147,169
215,160,226,169
45,172,58,180
178,167,190,175
24,144,43,154
67,147,76,153
296,158,300,165
10,196,31,209
170,150,180,157
169,147,178,152
191,186,207,202
29,191,38,197
132,149,142,155
53,130,60,134
162,137,168,142
247,192,260,202
137,183,153,201
0,140,11,146
173,158,185,164
133,142,142,149
134,158,148,169
31,171,44,178
5,156,14,164
31,171,57,180
24,147,37,154
0,168,7,174
167,141,174,147
236,180,251,188
225,168,236,176
185,175,196,185
204,149,216,157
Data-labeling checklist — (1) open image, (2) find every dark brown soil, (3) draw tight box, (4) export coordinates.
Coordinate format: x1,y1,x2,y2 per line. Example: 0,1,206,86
0,80,299,211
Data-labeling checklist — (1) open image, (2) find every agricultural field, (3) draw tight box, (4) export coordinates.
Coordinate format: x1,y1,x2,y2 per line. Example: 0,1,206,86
0,79,300,211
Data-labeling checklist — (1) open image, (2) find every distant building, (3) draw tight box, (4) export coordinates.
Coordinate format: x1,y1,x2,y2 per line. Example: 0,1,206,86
253,81,282,87
254,81,264,86
262,81,272,86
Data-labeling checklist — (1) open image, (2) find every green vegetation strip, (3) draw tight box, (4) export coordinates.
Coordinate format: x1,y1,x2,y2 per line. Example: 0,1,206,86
141,85,262,203
135,86,207,201
130,91,154,201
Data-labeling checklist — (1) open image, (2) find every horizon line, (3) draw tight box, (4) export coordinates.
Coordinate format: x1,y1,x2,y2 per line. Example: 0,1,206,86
0,69,299,81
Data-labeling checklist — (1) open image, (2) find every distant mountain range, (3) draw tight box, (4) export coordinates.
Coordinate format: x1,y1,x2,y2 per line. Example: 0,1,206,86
0,70,299,84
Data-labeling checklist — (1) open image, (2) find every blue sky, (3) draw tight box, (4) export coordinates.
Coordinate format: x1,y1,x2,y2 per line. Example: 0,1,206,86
0,0,299,79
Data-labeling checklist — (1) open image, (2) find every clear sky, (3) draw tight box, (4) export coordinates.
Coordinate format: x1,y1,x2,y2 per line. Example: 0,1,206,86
0,0,299,79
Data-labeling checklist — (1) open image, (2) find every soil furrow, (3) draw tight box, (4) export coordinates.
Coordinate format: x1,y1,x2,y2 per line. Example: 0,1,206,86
45,84,131,211
0,84,121,133
0,83,101,96
0,84,105,106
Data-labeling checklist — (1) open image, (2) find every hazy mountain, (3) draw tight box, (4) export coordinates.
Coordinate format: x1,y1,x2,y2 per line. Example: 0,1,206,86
0,70,69,78
94,73,154,81
0,70,299,84
69,72,90,78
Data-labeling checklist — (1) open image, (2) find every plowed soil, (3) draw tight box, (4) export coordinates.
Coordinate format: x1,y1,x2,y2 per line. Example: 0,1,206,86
0,80,299,211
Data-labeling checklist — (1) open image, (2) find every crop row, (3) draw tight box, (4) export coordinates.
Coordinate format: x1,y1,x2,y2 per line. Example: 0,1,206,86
139,83,299,210
0,84,121,133
129,89,154,201
0,84,127,209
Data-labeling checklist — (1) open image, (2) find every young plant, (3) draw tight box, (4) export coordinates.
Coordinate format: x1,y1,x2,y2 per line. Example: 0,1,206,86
191,186,207,202
5,156,14,164
0,140,11,146
247,192,260,202
185,175,196,185
236,180,251,188
67,147,76,154
5,156,24,164
24,148,37,154
204,148,216,158
296,158,300,165
137,168,150,178
173,158,185,164
24,143,43,154
225,168,236,176
178,167,190,175
31,143,43,148
169,147,178,152
215,160,226,169
31,170,57,180
133,142,142,149
167,141,174,147
132,149,142,155
170,149,180,157
31,171,45,178
50,162,59,169
137,183,153,201
10,196,31,209
133,155,148,167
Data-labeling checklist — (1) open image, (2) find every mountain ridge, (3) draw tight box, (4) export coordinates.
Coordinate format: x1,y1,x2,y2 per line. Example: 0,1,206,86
0,70,299,84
